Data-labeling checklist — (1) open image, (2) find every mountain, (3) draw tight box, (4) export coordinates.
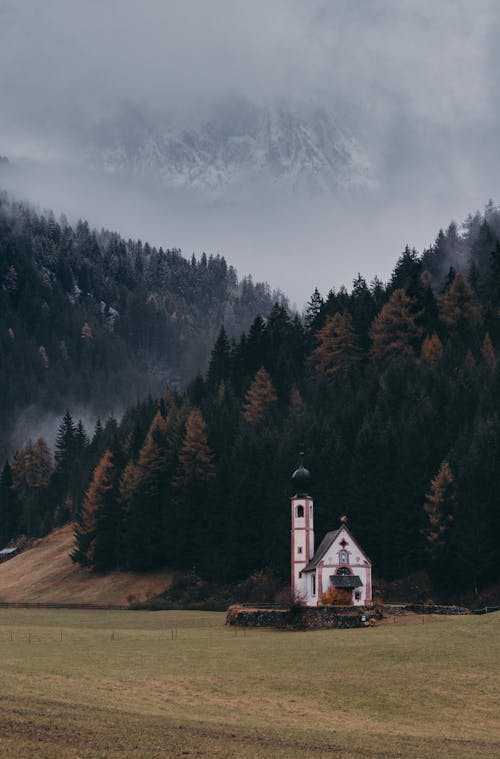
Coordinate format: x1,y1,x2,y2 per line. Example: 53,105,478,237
0,191,285,458
87,97,375,197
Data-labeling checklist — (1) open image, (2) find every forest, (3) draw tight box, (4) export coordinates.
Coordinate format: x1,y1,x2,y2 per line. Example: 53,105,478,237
2,197,500,600
0,191,282,459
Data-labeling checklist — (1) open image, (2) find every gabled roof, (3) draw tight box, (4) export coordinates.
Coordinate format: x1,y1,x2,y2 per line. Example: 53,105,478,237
301,530,340,572
301,525,371,573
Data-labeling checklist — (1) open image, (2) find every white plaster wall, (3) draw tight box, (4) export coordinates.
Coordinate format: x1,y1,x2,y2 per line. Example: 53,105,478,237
301,526,372,607
291,498,314,601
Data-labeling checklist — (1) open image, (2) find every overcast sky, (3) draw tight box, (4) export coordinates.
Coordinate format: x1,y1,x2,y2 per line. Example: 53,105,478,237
1,0,500,306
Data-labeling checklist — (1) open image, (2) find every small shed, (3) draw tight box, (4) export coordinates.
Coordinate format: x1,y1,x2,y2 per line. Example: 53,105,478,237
0,547,19,563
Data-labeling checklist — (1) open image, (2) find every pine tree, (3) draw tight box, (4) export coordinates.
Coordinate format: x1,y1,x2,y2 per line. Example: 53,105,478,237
304,288,324,330
242,367,278,425
207,327,231,387
123,406,182,569
55,411,76,469
369,289,422,362
308,313,361,376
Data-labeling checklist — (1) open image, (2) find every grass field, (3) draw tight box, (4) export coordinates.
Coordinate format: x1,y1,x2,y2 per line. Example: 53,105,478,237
0,609,498,758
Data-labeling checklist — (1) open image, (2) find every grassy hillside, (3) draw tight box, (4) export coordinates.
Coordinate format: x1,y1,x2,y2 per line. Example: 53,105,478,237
0,525,172,605
0,608,498,757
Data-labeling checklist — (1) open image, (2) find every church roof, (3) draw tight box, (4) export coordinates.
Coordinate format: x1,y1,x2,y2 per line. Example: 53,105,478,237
301,530,341,572
301,525,372,573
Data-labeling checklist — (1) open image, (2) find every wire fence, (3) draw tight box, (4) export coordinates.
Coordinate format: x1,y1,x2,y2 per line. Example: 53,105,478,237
0,602,129,610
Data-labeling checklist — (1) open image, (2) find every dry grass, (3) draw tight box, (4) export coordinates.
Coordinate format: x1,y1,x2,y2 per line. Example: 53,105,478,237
0,608,498,757
0,525,173,605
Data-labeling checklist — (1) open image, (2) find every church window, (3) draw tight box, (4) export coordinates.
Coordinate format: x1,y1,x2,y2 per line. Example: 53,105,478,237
296,505,304,518
312,574,316,595
297,546,303,554
336,567,351,576
339,550,349,564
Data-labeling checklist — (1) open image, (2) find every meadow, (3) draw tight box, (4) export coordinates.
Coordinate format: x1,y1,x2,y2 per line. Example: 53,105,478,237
0,608,498,758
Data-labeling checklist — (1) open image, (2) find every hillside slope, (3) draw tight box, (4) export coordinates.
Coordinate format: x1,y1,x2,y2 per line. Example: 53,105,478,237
0,525,172,605
0,189,282,458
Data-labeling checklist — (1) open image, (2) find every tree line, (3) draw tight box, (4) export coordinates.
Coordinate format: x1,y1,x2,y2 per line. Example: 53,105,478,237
2,201,500,598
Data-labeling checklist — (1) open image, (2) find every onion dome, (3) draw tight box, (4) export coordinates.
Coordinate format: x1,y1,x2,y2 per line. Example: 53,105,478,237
291,452,311,496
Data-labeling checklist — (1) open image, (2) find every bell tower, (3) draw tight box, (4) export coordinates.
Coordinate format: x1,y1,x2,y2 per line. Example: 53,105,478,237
290,453,314,601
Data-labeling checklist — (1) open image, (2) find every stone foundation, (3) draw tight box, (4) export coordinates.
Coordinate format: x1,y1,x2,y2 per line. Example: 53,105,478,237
226,605,374,629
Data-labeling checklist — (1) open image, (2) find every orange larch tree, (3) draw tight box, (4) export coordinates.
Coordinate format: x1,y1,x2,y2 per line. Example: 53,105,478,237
72,449,116,568
439,272,482,330
174,408,215,486
308,312,361,377
420,333,443,363
423,460,456,564
481,332,496,371
242,367,278,425
369,289,422,362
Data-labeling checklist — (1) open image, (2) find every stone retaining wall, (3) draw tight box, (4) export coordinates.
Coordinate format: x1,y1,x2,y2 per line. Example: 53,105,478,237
383,604,469,615
226,605,370,629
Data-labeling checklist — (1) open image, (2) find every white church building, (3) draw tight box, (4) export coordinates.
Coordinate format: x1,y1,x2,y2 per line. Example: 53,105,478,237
290,456,372,607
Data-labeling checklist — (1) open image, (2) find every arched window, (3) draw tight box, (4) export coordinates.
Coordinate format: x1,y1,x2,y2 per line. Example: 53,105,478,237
336,567,351,576
339,549,349,564
296,505,304,518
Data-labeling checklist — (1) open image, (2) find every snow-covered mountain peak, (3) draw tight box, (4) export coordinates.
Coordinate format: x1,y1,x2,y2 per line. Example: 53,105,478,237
89,97,375,197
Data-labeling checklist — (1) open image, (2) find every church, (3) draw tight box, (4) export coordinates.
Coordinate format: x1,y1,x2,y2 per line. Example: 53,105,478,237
290,456,372,607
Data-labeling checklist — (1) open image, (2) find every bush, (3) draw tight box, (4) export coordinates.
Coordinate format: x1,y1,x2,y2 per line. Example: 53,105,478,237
235,569,281,604
319,587,352,606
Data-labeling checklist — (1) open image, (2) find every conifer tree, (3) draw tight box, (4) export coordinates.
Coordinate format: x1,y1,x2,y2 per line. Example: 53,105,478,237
289,386,304,415
242,367,278,425
304,287,324,330
423,461,456,565
174,409,215,486
369,289,422,362
481,332,496,371
55,411,76,470
72,449,118,569
308,313,361,376
421,333,443,363
52,410,78,515
122,405,182,569
440,273,482,330
11,438,52,536
0,463,21,546
207,327,231,387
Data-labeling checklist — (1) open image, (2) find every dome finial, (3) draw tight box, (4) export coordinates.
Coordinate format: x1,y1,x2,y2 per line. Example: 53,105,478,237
291,450,311,496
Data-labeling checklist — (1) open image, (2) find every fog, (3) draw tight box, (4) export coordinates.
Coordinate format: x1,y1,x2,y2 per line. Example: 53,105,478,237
1,1,500,306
